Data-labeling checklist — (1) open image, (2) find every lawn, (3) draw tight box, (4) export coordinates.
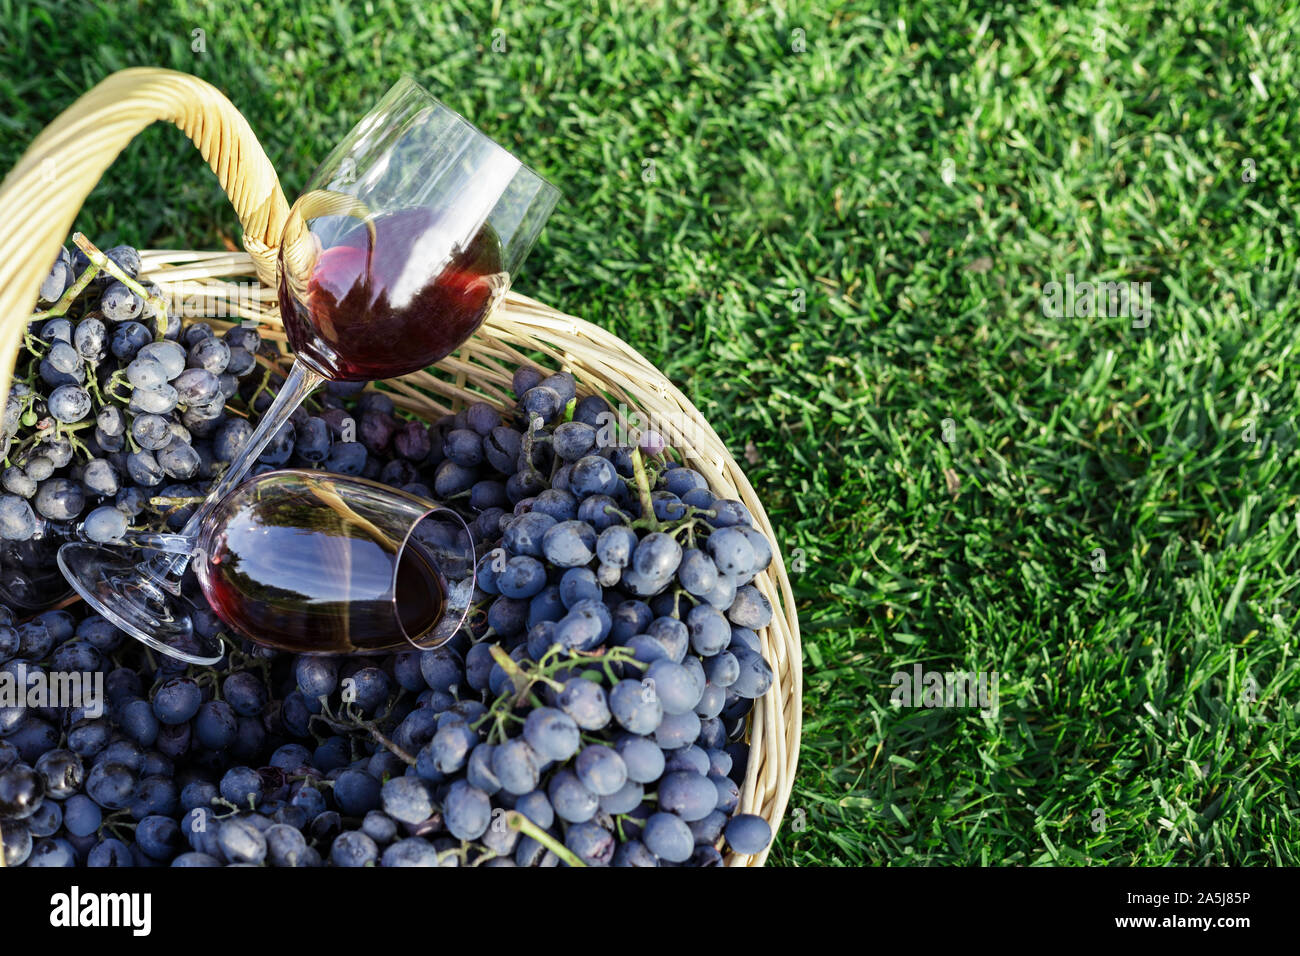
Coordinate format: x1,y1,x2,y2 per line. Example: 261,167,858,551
2,0,1298,865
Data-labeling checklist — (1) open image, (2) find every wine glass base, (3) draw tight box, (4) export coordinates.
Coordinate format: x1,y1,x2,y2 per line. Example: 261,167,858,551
56,542,222,665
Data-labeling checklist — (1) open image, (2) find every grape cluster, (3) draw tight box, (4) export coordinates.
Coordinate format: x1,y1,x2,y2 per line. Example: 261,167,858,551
2,241,264,598
0,266,779,865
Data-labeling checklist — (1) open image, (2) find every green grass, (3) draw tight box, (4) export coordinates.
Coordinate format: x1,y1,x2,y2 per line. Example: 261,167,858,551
3,0,1299,865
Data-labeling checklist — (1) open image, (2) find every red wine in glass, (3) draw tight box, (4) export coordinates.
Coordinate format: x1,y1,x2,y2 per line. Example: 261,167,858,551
196,470,474,655
279,207,507,381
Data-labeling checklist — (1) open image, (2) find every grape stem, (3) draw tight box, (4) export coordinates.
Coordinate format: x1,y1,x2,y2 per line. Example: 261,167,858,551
312,696,419,766
506,811,587,867
629,446,659,532
68,233,172,339
474,642,640,745
28,244,105,323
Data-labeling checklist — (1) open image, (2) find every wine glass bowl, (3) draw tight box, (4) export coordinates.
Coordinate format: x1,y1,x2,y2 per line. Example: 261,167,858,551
192,470,478,658
193,470,476,655
277,77,559,381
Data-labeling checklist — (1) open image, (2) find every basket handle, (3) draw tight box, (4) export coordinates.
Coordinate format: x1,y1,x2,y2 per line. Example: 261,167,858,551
0,67,301,405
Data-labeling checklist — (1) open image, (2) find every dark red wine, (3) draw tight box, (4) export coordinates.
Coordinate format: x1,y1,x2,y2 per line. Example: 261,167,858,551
197,476,447,654
278,206,505,381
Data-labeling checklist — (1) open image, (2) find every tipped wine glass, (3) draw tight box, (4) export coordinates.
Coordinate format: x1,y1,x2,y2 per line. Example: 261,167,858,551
57,76,559,663
194,470,476,656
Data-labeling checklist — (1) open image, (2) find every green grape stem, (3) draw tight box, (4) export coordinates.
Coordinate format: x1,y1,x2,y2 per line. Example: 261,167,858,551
69,233,171,338
629,446,659,532
506,811,587,868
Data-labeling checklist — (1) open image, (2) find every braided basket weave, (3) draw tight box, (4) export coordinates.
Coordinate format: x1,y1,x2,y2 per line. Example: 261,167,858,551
0,68,800,865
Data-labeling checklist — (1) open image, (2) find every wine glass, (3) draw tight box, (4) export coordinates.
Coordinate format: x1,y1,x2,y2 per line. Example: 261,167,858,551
57,77,559,664
194,470,476,656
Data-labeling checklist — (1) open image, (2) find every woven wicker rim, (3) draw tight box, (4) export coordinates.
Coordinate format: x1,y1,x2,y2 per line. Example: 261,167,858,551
0,69,802,866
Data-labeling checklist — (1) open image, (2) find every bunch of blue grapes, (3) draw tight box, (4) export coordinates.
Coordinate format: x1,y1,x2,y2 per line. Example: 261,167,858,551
0,242,264,605
0,312,778,865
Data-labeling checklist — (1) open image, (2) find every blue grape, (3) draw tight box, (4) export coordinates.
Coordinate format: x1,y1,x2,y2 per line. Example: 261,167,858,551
443,428,484,467
552,421,597,461
218,817,268,864
547,769,598,824
87,837,133,867
541,519,597,567
702,571,738,610
27,799,63,838
187,336,230,373
609,679,664,735
642,812,693,862
419,647,463,692
729,646,775,699
295,656,339,698
565,821,615,866
135,815,180,860
663,744,710,775
82,505,128,543
557,678,611,730
64,790,103,837
615,734,666,784
81,459,119,497
610,600,653,642
381,776,433,825
520,385,562,422
531,488,578,522
728,584,774,629
190,699,235,751
326,441,368,476
491,738,540,795
152,677,202,724
522,707,579,762
219,765,263,807
704,651,740,687
512,367,544,397
382,837,441,867
554,598,612,651
295,416,331,462
724,813,772,854
569,455,619,498
503,510,557,558
613,839,659,867
427,721,479,774
677,548,719,597
443,779,492,840
574,745,628,796
0,762,45,820
465,743,502,795
48,384,91,423
663,467,708,496
85,762,136,810
360,810,399,845
657,770,717,821
330,830,379,867
498,555,548,599
686,603,732,656
596,525,637,568
695,682,727,719
644,659,703,715
558,566,601,609
222,671,268,717
264,823,310,867
117,698,158,749
576,493,624,530
34,478,84,520
653,711,701,750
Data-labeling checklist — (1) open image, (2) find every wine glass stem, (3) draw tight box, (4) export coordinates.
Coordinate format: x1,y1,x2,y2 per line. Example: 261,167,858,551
143,360,325,590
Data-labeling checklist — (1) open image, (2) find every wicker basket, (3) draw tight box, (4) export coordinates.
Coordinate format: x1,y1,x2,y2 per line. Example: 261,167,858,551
0,68,801,866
